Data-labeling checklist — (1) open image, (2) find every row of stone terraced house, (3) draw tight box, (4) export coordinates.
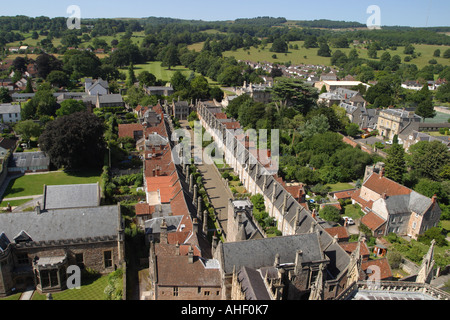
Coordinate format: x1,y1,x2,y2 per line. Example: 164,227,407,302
0,183,125,297
195,100,448,300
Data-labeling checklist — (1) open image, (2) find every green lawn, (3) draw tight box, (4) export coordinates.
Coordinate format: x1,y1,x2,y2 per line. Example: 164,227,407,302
2,170,101,198
121,61,218,85
0,198,33,207
32,275,109,300
326,182,355,192
222,41,450,69
344,204,365,220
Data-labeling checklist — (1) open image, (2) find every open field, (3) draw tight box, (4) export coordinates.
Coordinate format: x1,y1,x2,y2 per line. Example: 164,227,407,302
2,170,101,199
120,61,218,84
221,41,450,69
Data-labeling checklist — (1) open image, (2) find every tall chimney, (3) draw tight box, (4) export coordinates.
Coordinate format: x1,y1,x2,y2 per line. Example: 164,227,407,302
193,218,199,234
188,245,194,264
203,210,208,235
432,194,437,204
160,219,168,244
294,250,303,274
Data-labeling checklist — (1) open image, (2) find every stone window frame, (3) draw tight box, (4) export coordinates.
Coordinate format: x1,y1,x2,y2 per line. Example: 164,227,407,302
103,250,113,268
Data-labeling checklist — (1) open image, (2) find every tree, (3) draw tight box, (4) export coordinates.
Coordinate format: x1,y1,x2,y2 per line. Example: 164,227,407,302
404,44,415,55
433,49,441,57
435,82,450,103
0,88,12,103
171,71,189,92
12,57,27,73
303,36,318,49
63,50,102,79
36,53,63,79
189,75,210,101
56,99,86,117
317,43,331,57
415,85,436,120
127,63,137,87
217,65,244,87
46,70,70,88
270,78,319,115
407,140,450,181
161,45,179,70
24,77,33,93
39,112,106,170
368,46,378,59
137,71,157,87
319,205,341,223
14,120,42,144
414,178,448,205
442,48,450,59
345,123,360,138
271,38,288,53
384,143,407,183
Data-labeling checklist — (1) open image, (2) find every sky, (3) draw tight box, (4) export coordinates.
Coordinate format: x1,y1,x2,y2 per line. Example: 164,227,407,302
1,0,449,28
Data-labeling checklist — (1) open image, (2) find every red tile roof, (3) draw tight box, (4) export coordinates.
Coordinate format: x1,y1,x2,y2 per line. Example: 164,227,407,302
325,226,349,240
118,123,143,139
339,241,370,259
363,172,412,197
361,211,386,232
361,258,393,280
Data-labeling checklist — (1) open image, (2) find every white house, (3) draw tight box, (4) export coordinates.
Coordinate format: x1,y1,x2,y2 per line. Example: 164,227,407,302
0,104,21,123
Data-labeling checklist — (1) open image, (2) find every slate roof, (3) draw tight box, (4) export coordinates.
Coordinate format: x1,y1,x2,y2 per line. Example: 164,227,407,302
237,266,272,300
0,205,120,242
219,233,325,274
10,152,50,169
44,183,101,210
0,103,21,114
144,216,183,235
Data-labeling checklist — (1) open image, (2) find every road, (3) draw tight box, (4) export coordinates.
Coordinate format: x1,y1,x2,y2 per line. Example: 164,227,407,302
179,120,233,237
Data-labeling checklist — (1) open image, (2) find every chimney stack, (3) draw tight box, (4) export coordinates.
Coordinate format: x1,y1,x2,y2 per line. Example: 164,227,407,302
35,202,41,215
188,245,194,264
193,218,199,234
160,219,168,244
432,194,437,204
294,250,303,274
175,241,180,255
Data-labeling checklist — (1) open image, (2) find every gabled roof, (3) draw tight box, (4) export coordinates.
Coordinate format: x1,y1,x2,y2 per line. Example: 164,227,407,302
363,172,412,197
44,183,100,210
361,211,386,231
219,233,325,274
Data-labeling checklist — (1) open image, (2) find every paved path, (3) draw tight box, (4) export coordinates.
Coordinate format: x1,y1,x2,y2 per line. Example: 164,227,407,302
19,288,34,300
179,120,233,237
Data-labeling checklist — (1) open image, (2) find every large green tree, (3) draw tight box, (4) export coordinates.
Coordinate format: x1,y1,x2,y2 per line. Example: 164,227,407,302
39,112,106,170
407,140,450,181
270,78,319,115
384,143,407,183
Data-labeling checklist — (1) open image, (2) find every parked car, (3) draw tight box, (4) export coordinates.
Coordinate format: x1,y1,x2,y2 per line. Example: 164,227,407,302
343,216,355,225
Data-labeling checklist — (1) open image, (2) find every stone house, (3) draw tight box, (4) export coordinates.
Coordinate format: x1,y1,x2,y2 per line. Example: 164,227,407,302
0,204,124,296
377,108,422,141
353,169,442,239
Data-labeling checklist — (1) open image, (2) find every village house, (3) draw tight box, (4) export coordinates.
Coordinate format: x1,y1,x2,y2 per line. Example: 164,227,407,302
352,166,442,239
8,151,50,174
377,108,422,141
0,103,21,123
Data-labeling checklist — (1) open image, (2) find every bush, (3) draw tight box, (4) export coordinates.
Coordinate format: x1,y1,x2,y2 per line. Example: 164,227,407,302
417,227,448,247
387,250,402,269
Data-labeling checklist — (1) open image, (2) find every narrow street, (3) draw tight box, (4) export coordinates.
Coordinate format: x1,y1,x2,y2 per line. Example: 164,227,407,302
179,120,233,237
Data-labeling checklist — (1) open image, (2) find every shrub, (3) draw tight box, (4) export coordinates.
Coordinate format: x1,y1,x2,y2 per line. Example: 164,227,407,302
387,250,402,269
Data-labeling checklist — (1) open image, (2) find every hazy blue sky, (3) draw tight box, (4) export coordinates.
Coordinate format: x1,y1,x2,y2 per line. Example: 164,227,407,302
2,0,449,27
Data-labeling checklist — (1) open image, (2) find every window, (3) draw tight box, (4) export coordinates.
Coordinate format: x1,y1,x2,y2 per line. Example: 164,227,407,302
173,287,179,297
412,222,417,230
204,291,210,296
17,254,29,265
198,287,201,294
104,250,112,268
